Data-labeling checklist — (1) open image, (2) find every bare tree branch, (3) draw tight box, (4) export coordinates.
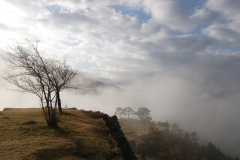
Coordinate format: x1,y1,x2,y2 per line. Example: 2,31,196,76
1,39,82,126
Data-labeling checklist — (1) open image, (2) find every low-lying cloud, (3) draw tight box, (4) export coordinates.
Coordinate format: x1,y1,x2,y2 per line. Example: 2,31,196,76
1,0,240,157
1,61,240,157
61,72,240,157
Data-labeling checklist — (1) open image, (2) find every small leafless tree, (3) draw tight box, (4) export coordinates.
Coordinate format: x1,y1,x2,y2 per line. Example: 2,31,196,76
41,56,78,113
1,39,78,127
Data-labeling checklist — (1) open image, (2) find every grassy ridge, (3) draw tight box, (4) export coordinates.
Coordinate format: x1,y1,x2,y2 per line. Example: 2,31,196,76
0,108,123,160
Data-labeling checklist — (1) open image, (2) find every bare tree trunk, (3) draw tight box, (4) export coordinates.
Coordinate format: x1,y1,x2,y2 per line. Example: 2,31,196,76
143,121,146,134
56,90,62,113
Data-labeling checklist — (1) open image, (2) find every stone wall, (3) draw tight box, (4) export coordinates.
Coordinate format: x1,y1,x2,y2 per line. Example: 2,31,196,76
100,113,138,160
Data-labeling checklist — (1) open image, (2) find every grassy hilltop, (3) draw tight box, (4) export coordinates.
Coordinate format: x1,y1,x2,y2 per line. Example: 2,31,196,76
0,108,123,160
0,108,236,160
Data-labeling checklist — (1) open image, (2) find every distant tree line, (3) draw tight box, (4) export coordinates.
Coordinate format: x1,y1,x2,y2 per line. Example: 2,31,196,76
151,122,236,160
115,107,237,160
115,106,152,134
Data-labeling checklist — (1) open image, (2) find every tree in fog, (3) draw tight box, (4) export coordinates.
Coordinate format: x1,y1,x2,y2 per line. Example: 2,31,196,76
45,58,78,113
190,132,199,143
135,107,152,134
1,39,78,126
115,107,124,119
171,122,184,137
122,107,135,120
163,121,170,128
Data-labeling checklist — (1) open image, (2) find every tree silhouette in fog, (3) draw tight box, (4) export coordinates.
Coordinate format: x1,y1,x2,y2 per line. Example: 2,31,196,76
115,107,124,119
122,107,135,120
135,107,152,134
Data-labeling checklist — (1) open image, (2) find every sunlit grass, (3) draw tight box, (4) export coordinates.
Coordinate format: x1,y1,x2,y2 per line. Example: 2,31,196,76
0,108,123,160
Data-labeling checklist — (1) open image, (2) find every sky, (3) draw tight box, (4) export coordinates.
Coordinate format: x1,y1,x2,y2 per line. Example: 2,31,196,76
0,0,240,157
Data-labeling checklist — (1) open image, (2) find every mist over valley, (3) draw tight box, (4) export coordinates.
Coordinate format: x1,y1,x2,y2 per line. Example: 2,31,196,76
1,0,240,158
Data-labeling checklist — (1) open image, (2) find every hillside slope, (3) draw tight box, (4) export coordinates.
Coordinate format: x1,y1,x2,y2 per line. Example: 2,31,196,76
74,74,123,93
0,108,128,160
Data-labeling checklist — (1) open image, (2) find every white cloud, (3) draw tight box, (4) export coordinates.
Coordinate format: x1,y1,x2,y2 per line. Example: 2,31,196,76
206,0,240,19
203,23,240,44
190,8,220,25
143,0,193,32
0,0,240,157
202,0,240,45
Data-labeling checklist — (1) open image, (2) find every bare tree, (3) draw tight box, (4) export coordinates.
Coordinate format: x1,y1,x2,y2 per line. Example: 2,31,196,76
1,39,78,126
41,57,78,113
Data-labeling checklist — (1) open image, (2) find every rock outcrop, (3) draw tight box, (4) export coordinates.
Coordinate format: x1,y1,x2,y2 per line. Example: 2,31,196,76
100,114,138,160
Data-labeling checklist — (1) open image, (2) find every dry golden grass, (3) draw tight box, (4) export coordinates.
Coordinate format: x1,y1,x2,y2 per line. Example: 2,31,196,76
0,108,123,160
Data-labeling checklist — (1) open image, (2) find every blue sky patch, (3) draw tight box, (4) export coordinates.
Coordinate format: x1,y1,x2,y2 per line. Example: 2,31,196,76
46,4,62,14
220,46,240,53
187,24,209,35
111,5,151,22
63,40,82,46
182,0,206,15
45,4,70,14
